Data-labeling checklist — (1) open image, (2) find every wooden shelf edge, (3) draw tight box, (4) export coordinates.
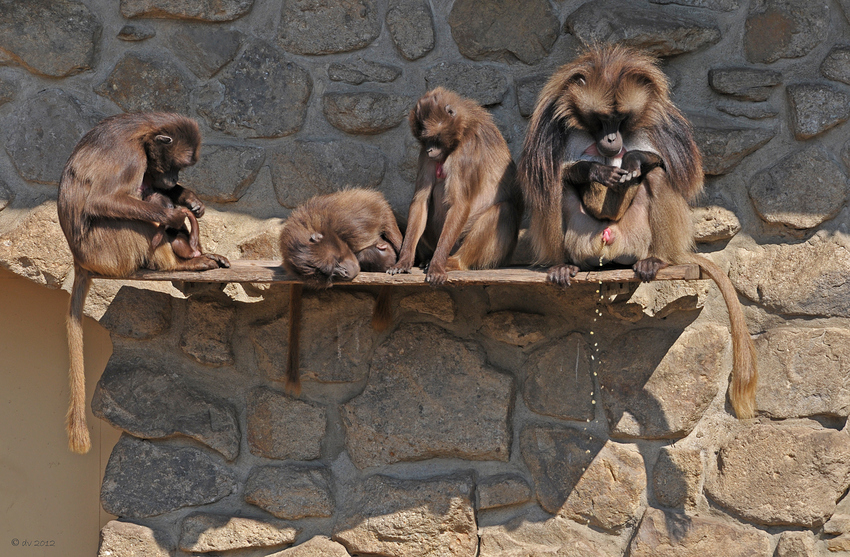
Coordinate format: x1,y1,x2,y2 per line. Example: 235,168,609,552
92,261,704,286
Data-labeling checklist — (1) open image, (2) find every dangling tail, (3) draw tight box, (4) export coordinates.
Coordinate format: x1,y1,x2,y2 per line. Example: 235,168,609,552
285,283,303,395
371,286,393,332
67,265,92,454
687,254,758,419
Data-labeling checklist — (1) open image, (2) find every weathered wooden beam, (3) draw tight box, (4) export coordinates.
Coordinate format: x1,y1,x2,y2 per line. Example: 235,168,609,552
92,261,704,285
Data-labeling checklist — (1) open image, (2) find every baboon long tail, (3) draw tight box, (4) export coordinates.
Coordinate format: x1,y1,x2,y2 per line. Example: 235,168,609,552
67,265,92,454
285,283,303,395
687,254,758,419
371,286,393,332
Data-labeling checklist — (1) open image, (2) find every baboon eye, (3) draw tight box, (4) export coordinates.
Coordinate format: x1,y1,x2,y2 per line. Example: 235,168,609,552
155,135,173,144
309,233,323,243
446,105,455,117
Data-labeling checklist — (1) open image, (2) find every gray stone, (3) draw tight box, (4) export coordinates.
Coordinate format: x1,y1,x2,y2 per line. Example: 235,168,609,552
598,324,728,439
179,298,235,366
749,146,848,229
247,387,326,460
755,328,850,419
180,142,265,203
0,0,100,78
3,89,101,186
269,536,351,557
693,119,775,175
730,234,850,318
0,80,12,106
479,512,624,557
522,334,595,422
323,92,412,135
744,0,829,64
477,474,532,510
828,534,850,552
386,0,435,61
117,24,155,41
92,361,240,460
448,0,559,65
0,179,12,211
705,421,850,526
197,41,311,138
342,323,513,468
516,74,548,117
822,45,850,85
179,513,297,553
651,0,738,10
692,206,741,243
622,280,709,319
245,465,334,520
99,521,173,557
398,139,422,182
481,311,546,347
424,63,508,107
399,289,456,322
101,435,236,518
708,68,782,101
328,59,402,85
268,139,385,208
653,445,702,508
99,287,172,339
278,0,380,55
0,202,73,288
630,508,771,556
96,52,191,114
775,531,819,557
333,473,477,557
168,25,241,78
716,102,779,120
251,291,378,384
565,0,721,57
121,0,253,21
787,83,850,140
561,441,646,531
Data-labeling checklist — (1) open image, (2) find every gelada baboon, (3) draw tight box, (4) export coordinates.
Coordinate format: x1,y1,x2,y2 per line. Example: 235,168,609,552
518,44,757,419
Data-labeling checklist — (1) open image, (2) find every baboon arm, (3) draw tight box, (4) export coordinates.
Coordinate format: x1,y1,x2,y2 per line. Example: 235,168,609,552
85,189,185,229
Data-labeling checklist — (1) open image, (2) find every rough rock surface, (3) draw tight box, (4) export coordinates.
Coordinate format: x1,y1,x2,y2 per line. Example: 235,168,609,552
653,445,703,508
476,474,532,510
693,120,775,175
244,465,334,520
322,92,412,135
98,521,173,557
522,334,595,422
168,25,242,78
0,202,73,288
179,514,297,553
179,298,235,366
101,435,237,518
92,361,241,460
277,0,380,55
755,328,850,419
333,473,477,557
566,0,721,57
386,0,434,61
197,41,311,138
121,0,253,21
424,63,508,106
775,531,820,557
99,287,172,339
181,142,265,203
448,0,559,65
692,206,741,243
328,59,401,84
342,323,513,468
705,421,850,526
786,84,850,140
708,68,782,101
481,311,546,347
399,289,456,321
730,234,850,318
744,0,829,64
822,45,850,85
97,53,191,113
0,0,100,78
749,146,848,229
269,536,351,556
247,386,326,460
630,508,771,556
598,324,728,439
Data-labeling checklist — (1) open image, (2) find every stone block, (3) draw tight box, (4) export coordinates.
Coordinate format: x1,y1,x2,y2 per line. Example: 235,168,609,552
247,387,326,460
245,464,334,520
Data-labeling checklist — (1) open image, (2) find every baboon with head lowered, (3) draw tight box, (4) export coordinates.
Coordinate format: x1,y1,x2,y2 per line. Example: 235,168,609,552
388,87,523,285
58,112,229,453
280,188,403,394
518,44,757,419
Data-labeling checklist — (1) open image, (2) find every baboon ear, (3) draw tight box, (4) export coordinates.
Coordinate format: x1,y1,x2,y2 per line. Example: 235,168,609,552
155,135,173,144
309,233,323,243
446,105,455,117
569,74,586,86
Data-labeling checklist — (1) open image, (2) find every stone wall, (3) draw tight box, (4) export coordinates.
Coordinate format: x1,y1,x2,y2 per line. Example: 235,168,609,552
1,0,849,555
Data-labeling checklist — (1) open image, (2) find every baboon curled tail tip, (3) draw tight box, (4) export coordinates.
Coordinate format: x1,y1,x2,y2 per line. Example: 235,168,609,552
67,423,91,454
284,377,302,397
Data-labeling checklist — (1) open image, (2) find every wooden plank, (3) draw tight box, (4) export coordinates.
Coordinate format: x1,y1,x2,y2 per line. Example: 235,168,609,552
92,261,704,285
